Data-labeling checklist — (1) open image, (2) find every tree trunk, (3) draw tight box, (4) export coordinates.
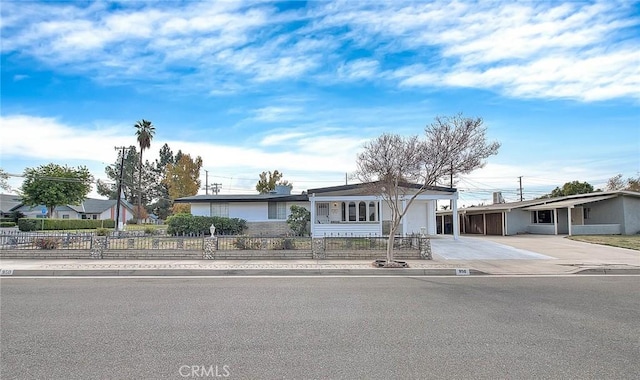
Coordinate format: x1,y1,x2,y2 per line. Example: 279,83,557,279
386,225,396,263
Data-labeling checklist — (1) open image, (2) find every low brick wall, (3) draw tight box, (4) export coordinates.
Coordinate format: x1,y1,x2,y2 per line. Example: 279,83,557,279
206,250,313,260
324,250,422,260
102,250,203,260
0,250,93,259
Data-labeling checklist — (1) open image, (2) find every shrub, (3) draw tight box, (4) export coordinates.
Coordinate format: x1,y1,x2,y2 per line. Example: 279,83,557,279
166,214,247,236
287,205,310,236
127,218,138,225
96,228,110,236
18,219,38,231
34,237,60,250
0,222,16,227
9,211,25,223
18,218,116,231
144,226,155,235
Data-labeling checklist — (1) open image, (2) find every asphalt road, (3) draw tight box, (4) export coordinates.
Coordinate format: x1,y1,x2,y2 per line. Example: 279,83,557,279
1,276,639,379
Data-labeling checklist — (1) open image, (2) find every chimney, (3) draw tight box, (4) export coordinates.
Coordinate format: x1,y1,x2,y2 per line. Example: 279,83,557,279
274,185,292,195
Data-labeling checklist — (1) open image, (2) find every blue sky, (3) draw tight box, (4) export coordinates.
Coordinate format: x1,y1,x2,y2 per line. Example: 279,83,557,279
1,0,639,206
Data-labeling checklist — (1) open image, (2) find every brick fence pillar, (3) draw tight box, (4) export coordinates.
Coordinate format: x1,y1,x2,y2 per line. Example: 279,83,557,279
312,237,326,259
203,236,217,259
420,235,432,260
91,236,107,259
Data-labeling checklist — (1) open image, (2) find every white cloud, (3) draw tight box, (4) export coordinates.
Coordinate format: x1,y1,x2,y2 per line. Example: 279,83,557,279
2,1,638,101
0,114,363,196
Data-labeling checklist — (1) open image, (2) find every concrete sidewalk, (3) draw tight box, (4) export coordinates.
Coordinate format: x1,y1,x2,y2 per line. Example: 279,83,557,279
1,235,638,277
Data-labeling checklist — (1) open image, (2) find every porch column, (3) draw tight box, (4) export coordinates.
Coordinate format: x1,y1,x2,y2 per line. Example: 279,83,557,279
502,212,507,236
482,213,487,235
567,207,573,236
553,208,558,235
310,193,316,237
452,197,459,240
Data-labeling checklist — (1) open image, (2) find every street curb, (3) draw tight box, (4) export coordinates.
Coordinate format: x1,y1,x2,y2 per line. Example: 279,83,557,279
574,267,640,275
0,268,488,277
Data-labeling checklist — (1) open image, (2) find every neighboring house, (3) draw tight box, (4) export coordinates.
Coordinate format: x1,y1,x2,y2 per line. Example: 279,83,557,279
175,183,460,238
12,198,135,221
437,190,640,236
0,194,23,217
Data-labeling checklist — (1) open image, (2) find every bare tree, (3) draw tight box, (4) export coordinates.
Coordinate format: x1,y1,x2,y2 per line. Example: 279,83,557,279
355,114,500,265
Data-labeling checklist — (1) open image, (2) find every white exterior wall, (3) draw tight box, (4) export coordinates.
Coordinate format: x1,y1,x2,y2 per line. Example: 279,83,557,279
230,203,267,220
404,202,427,235
190,201,311,222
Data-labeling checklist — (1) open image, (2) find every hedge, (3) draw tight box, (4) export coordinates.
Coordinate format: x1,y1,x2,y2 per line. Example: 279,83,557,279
166,214,247,236
17,218,116,231
0,222,16,227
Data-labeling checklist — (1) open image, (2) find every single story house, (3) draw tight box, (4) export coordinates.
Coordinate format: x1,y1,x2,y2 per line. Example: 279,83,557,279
437,190,640,236
12,198,135,221
0,194,23,217
175,183,460,238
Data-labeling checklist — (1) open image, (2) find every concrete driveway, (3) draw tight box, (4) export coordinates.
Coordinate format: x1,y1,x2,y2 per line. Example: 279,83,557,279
430,235,553,260
430,234,640,275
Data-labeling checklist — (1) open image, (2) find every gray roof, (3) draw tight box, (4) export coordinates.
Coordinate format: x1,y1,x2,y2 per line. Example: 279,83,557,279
176,182,456,203
438,190,640,215
307,181,456,194
175,193,308,203
0,194,23,213
12,198,134,214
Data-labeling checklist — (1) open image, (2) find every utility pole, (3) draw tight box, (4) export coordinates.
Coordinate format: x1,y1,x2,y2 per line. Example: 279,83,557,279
211,183,221,195
204,170,209,195
114,146,128,232
518,176,524,201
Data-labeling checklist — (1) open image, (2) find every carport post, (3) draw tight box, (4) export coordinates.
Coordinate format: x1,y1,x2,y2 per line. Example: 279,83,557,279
553,208,558,235
452,197,459,240
567,207,572,236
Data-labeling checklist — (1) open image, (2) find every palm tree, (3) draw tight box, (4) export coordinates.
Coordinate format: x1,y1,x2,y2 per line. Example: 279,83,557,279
134,119,155,223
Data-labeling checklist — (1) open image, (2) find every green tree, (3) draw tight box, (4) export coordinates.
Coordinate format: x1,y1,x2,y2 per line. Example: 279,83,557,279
0,168,10,192
134,119,155,222
163,153,203,201
543,181,594,198
256,170,292,193
96,146,140,204
20,164,93,218
286,205,311,236
148,143,175,220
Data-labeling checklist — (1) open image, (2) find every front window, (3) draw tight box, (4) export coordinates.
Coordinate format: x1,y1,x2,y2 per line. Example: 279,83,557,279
369,201,378,222
268,202,287,220
211,203,229,218
348,202,356,221
532,210,554,224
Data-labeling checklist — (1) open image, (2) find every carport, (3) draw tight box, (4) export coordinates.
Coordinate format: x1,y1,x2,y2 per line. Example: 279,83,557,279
523,194,617,235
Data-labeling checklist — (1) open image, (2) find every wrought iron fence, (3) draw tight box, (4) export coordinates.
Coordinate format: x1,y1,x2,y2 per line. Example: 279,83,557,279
105,235,204,250
0,231,204,251
216,236,312,251
0,232,94,250
323,235,422,251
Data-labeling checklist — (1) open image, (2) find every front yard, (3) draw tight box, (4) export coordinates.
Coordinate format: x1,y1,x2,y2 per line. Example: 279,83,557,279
568,235,640,251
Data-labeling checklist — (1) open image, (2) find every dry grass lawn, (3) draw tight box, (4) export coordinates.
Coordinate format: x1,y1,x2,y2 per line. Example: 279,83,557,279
568,235,640,251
